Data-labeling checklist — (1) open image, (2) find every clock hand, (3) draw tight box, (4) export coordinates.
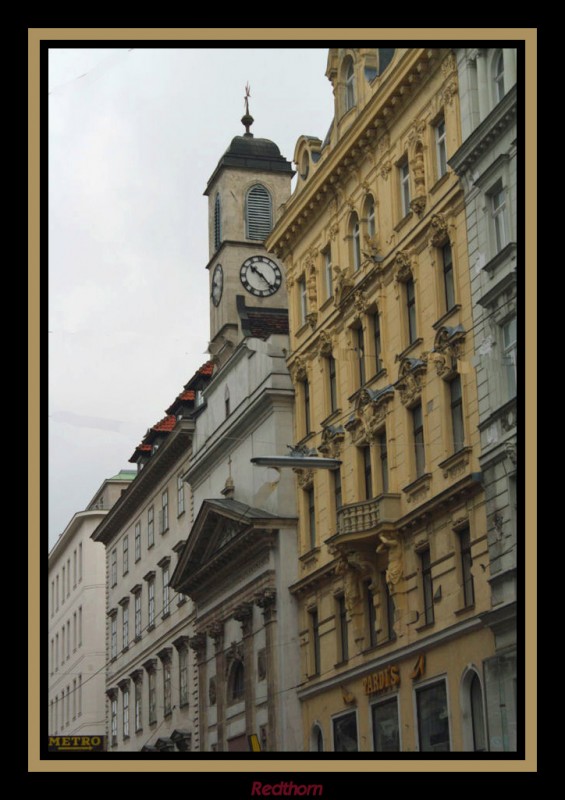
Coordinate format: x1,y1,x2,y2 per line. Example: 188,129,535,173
250,264,272,285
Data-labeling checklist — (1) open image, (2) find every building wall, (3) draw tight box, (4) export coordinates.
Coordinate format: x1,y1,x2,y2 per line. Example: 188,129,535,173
451,47,518,752
49,502,122,737
267,47,497,752
185,334,302,752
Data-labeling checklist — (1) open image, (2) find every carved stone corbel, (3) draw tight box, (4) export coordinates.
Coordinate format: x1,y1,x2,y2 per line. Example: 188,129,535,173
395,357,427,406
289,355,308,383
394,251,414,283
318,424,345,458
293,467,314,488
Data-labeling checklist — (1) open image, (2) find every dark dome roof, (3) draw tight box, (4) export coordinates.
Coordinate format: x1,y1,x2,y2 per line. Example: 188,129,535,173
205,133,294,193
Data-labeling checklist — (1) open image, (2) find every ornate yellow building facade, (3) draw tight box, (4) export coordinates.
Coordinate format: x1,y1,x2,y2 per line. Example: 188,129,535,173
267,48,497,752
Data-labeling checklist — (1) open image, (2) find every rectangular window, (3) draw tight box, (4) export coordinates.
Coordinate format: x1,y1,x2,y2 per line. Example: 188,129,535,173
435,118,447,179
135,592,142,638
363,445,373,500
162,566,170,617
177,474,185,516
492,187,508,252
134,522,141,562
135,681,142,731
421,549,434,625
502,317,517,398
450,375,465,452
73,612,76,651
412,403,425,478
122,535,129,575
378,432,389,494
147,506,154,547
148,672,157,724
179,649,189,707
148,580,155,628
78,543,82,582
334,468,342,520
309,609,320,676
372,311,382,375
459,527,475,607
55,634,59,670
356,326,366,387
123,688,129,739
67,559,70,596
78,675,82,715
73,550,77,588
78,606,82,647
122,605,129,650
299,276,307,324
56,575,59,610
406,278,417,344
333,711,358,752
111,698,118,745
324,247,333,298
161,490,169,533
61,626,65,663
110,548,117,587
416,681,450,751
442,242,455,311
303,379,311,436
163,662,172,716
337,595,348,662
307,486,316,549
51,581,54,616
400,160,411,217
372,697,400,752
328,355,337,413
382,571,396,641
66,620,70,659
66,687,70,725
110,615,118,659
72,679,76,720
50,638,54,674
366,581,377,648
62,566,65,602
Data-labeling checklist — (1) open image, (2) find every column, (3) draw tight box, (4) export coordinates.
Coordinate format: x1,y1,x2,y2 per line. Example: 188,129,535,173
475,49,488,122
189,633,207,752
208,621,225,751
255,588,277,751
233,602,255,741
502,49,516,91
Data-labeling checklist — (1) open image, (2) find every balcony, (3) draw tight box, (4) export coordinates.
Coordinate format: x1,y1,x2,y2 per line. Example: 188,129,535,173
335,494,402,538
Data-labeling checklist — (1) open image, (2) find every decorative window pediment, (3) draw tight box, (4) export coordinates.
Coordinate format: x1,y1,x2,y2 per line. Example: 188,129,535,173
395,358,427,406
345,385,395,444
428,324,466,377
318,424,345,458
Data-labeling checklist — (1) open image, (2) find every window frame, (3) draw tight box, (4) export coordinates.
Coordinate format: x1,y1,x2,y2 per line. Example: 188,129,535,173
332,709,359,752
245,183,272,241
434,117,447,180
399,159,411,217
412,402,425,478
372,694,401,752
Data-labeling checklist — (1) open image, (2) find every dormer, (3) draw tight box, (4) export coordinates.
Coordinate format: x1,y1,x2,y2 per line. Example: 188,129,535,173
293,135,323,190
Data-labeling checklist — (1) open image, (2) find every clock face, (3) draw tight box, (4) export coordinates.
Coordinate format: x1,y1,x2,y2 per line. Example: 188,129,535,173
240,255,282,297
211,264,223,306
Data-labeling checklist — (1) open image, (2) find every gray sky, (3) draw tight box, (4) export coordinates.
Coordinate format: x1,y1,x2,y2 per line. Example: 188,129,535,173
48,46,333,549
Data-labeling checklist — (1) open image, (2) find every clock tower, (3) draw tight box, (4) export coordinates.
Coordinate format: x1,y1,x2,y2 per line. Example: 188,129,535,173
204,99,294,362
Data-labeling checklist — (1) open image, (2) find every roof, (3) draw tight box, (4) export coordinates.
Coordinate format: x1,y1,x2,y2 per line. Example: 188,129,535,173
128,443,152,464
237,295,289,340
205,133,294,193
108,469,137,481
204,497,281,521
151,415,177,433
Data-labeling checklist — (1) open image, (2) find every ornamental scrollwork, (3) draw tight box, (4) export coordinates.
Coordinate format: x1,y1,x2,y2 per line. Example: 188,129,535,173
395,357,427,406
293,467,314,488
428,212,450,247
316,330,333,359
289,355,308,383
318,424,345,458
394,251,414,283
428,325,466,377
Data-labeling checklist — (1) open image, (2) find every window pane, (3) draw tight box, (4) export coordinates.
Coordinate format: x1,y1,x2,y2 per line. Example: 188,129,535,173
333,712,358,752
417,682,450,751
372,697,400,751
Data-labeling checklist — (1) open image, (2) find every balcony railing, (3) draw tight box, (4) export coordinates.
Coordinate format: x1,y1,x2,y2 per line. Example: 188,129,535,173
336,494,401,536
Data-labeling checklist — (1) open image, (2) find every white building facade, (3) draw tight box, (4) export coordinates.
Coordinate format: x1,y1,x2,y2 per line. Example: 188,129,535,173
450,47,518,751
48,470,135,738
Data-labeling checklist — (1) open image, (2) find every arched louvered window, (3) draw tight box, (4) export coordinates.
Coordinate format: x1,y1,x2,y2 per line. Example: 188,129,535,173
246,184,272,240
214,193,222,251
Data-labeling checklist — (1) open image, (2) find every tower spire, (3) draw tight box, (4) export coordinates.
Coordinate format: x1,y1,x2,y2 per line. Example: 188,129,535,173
241,82,254,137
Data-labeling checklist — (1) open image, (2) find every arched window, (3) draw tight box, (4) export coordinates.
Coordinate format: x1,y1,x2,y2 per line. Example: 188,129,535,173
494,51,505,102
470,673,486,751
229,660,245,702
344,58,355,112
246,184,272,240
311,724,324,752
349,213,361,271
214,193,222,251
460,668,487,751
364,195,376,238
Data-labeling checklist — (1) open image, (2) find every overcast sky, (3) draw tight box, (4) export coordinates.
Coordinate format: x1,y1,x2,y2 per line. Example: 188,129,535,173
48,46,334,550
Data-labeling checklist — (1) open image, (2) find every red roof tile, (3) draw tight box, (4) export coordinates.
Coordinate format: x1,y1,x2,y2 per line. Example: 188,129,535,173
198,361,214,376
152,414,177,433
128,443,152,463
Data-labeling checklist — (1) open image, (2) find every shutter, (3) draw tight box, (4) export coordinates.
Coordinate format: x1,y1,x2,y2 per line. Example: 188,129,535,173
246,185,272,240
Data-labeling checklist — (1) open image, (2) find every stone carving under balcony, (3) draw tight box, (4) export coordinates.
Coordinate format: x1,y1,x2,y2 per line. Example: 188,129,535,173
318,424,345,458
427,325,466,377
346,386,395,445
395,358,427,406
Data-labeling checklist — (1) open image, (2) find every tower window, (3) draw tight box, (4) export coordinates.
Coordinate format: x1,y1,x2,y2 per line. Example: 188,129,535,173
214,193,222,250
246,184,272,240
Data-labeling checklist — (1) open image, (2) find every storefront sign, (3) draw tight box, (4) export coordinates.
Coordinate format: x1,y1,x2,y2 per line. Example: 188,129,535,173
48,735,106,752
362,664,399,695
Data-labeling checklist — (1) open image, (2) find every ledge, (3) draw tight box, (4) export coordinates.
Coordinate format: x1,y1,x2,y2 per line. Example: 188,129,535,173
438,446,472,480
397,337,424,361
402,472,432,496
432,305,461,331
394,210,414,233
429,171,451,195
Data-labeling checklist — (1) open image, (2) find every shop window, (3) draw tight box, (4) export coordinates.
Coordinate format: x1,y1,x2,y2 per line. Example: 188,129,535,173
372,696,400,751
416,680,450,751
332,711,358,752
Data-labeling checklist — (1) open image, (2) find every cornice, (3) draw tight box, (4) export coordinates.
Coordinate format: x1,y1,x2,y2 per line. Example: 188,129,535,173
91,420,195,546
267,49,446,257
449,84,517,176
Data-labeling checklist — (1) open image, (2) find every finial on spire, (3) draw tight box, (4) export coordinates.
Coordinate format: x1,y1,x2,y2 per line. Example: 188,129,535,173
241,82,254,137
